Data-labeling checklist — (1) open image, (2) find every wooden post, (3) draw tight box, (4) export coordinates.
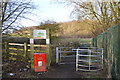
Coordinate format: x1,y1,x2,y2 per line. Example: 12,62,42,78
30,29,34,70
30,42,34,69
46,28,51,69
24,42,27,62
5,42,9,58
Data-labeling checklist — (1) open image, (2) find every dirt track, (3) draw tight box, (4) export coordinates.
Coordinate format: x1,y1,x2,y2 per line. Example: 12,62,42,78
3,63,83,78
39,63,107,78
3,62,107,78
41,63,82,78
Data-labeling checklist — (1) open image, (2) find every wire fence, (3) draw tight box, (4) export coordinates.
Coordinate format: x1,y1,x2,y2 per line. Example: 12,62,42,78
92,23,120,79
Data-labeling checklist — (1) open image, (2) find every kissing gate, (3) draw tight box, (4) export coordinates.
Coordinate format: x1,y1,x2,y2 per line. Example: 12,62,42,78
56,47,103,71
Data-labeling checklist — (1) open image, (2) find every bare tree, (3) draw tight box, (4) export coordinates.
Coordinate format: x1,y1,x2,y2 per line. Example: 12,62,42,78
1,0,35,33
54,0,120,36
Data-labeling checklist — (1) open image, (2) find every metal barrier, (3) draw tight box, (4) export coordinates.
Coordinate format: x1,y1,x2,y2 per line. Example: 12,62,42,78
76,48,103,71
56,47,76,64
56,47,103,71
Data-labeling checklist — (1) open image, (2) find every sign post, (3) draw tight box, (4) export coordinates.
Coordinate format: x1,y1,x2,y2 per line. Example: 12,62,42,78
31,29,50,72
30,30,34,70
46,28,51,69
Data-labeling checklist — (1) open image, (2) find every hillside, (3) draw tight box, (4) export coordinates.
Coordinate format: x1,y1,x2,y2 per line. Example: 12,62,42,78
57,20,93,38
11,20,94,38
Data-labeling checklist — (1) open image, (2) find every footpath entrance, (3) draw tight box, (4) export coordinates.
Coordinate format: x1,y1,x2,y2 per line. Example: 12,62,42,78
56,47,103,72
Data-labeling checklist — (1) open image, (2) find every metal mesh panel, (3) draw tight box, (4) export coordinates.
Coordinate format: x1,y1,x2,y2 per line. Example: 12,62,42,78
92,23,120,79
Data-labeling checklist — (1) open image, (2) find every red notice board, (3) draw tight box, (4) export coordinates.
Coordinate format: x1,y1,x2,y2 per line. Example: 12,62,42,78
34,53,46,72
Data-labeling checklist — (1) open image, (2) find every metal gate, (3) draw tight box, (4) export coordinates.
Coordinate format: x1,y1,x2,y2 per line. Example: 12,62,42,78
76,47,103,71
56,47,103,71
56,47,76,64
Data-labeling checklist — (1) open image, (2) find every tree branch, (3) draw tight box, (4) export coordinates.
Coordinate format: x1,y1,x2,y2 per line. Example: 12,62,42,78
2,2,22,22
2,2,8,23
2,2,30,32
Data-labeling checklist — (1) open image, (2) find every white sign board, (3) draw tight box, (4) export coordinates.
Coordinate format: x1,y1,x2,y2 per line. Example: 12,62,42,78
30,38,34,44
33,30,46,39
46,39,50,44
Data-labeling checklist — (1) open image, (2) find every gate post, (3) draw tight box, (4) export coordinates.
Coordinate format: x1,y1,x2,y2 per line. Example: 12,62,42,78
56,47,59,63
76,49,79,71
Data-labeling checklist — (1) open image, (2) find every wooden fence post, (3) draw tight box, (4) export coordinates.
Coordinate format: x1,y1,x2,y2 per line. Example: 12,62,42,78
24,42,27,57
5,42,9,58
24,42,27,62
30,41,34,69
30,29,34,70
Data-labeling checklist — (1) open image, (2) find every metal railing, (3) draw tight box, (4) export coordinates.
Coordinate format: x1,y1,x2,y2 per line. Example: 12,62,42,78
76,48,103,71
56,47,76,64
56,47,103,71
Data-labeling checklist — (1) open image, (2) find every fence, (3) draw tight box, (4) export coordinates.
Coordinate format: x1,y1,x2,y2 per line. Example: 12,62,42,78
92,23,120,79
2,37,51,72
3,41,47,62
56,47,76,64
76,48,103,71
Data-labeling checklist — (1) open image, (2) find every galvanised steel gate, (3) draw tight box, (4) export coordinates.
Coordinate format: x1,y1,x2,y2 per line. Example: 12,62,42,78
56,47,103,71
76,47,103,71
56,47,76,64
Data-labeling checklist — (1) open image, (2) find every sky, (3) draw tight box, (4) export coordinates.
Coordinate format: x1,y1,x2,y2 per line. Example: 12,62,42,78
21,0,74,27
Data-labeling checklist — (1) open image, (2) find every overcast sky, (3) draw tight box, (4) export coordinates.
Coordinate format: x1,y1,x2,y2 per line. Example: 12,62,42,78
21,0,74,27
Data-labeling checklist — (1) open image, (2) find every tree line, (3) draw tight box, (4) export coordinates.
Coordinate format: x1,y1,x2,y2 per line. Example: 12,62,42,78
55,0,120,36
1,0,120,37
